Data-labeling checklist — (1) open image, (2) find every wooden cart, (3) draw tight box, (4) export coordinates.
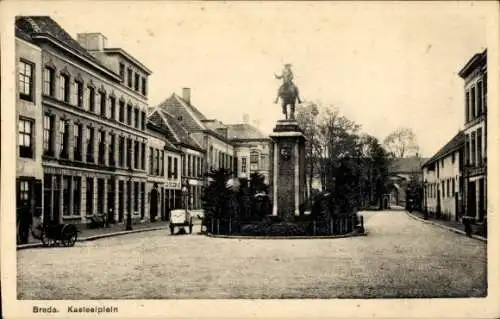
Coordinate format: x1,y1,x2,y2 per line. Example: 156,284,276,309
169,209,193,235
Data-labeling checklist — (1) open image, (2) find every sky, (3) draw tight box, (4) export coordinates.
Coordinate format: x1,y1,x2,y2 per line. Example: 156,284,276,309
11,1,492,157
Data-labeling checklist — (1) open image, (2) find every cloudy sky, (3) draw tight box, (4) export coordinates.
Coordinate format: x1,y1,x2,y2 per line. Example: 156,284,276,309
9,1,493,156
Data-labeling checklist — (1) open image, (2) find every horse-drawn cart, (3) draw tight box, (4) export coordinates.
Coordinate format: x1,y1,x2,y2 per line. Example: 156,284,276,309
32,222,79,247
169,209,193,235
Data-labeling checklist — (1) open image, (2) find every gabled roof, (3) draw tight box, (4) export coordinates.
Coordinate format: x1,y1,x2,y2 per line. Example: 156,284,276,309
101,48,152,75
156,94,207,131
422,131,464,168
227,123,269,141
15,16,120,81
148,108,204,152
389,156,428,174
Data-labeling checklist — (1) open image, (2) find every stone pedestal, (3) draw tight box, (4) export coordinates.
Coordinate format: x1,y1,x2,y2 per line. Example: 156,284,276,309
269,120,306,221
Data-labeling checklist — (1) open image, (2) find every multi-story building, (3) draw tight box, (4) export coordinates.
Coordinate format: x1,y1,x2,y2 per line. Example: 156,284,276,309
422,131,464,221
227,123,271,182
147,107,206,210
146,121,183,220
16,16,151,226
15,25,44,243
458,49,487,222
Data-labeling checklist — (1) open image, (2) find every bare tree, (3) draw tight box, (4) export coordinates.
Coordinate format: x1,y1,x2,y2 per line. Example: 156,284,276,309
383,127,420,158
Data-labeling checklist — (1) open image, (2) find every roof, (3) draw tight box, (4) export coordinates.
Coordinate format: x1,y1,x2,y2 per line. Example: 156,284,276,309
458,49,487,78
389,156,428,174
422,131,464,168
227,123,269,141
156,94,207,131
16,16,120,81
176,94,208,121
101,48,152,75
149,108,204,152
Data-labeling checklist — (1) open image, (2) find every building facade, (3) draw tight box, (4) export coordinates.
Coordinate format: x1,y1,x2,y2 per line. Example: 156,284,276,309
422,132,464,221
458,49,487,222
16,16,151,227
15,28,44,243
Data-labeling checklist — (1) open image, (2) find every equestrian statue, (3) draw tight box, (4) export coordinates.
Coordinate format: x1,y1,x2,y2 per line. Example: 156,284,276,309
274,63,302,121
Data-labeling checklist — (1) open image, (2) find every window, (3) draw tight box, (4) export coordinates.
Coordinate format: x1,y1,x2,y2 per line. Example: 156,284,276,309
134,181,139,212
168,156,173,178
241,157,247,173
250,150,259,171
119,100,125,122
446,179,450,197
127,139,132,168
155,149,160,175
188,155,192,177
109,96,116,120
86,177,94,215
134,73,140,91
43,115,55,155
119,63,125,80
75,80,84,107
134,108,140,129
471,87,476,119
86,126,94,163
18,118,33,158
100,91,106,116
59,119,69,158
174,158,178,179
477,128,482,166
465,91,470,122
73,177,81,215
134,141,139,169
88,86,95,112
119,136,125,167
160,151,164,176
43,67,55,97
127,104,132,125
465,135,470,165
141,142,145,170
452,178,455,196
477,81,483,116
127,68,133,87
451,152,455,164
141,111,146,130
109,133,115,166
471,131,476,166
97,179,105,214
98,130,106,165
60,74,70,103
260,154,267,170
149,147,154,174
62,176,71,216
74,123,82,161
141,77,147,96
19,60,33,101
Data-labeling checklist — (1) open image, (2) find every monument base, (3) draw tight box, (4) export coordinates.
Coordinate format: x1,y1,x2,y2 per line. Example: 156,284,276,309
269,120,306,222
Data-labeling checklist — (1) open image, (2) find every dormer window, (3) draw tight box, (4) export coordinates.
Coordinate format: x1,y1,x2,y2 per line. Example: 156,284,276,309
177,115,183,122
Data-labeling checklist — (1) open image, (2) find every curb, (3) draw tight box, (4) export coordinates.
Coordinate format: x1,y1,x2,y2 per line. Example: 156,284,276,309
405,211,487,243
205,231,368,240
17,225,170,250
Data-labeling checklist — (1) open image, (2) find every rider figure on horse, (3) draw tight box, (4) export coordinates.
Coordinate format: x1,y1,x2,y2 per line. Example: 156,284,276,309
274,63,302,104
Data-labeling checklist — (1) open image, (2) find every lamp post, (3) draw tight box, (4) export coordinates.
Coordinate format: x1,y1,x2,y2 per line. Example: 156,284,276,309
126,165,133,231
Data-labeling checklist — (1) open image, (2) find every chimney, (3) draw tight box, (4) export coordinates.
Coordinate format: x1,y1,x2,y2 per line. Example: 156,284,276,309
77,33,107,51
182,88,191,104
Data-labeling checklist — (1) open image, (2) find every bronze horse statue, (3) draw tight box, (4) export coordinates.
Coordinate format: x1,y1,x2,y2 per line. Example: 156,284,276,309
275,83,302,121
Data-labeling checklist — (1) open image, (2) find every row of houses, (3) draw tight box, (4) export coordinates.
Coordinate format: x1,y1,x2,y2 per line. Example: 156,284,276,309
15,16,271,243
422,49,487,223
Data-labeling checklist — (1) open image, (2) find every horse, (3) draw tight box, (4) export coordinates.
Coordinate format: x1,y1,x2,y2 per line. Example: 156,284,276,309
276,83,301,120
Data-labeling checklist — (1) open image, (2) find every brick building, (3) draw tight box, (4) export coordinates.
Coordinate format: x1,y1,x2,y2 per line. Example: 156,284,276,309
15,16,151,226
15,26,44,243
458,49,487,222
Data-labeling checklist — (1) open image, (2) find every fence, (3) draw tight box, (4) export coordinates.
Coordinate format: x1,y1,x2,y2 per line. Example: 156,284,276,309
205,213,363,236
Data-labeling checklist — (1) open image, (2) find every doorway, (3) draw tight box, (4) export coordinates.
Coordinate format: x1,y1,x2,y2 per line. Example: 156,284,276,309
467,181,476,218
150,188,159,222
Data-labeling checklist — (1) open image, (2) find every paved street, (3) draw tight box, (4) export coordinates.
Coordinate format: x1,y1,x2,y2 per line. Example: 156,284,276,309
17,210,486,299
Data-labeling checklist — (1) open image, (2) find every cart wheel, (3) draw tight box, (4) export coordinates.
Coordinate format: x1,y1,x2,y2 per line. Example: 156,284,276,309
169,224,174,235
189,223,193,234
61,225,78,247
40,230,55,247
